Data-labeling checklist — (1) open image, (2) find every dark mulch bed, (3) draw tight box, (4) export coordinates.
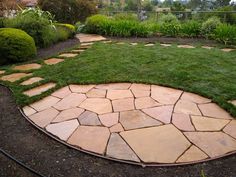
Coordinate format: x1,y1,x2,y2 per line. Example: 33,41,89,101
1,85,236,177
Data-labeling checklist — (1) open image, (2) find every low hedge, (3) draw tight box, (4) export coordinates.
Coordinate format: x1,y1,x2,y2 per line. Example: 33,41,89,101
0,28,36,65
55,23,76,39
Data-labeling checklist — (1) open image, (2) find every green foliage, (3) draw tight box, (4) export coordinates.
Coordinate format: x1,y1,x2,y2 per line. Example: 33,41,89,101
0,17,5,27
158,13,179,24
160,22,181,37
85,15,109,34
214,24,236,45
55,23,75,37
113,13,138,21
0,28,36,65
74,21,85,33
201,16,222,38
180,20,201,37
215,6,236,24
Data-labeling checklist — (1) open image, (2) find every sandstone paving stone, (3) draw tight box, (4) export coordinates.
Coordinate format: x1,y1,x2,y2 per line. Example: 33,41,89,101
160,43,171,47
176,145,208,163
53,93,86,111
20,77,43,86
81,42,94,46
95,83,131,90
51,86,71,99
130,43,138,45
191,115,230,131
86,88,106,98
58,53,78,58
177,45,195,49
106,133,140,162
23,83,56,97
46,119,79,141
142,105,174,124
99,113,119,127
30,96,60,112
151,85,182,104
110,123,124,133
103,41,112,43
174,99,202,115
221,48,235,52
107,89,133,100
181,92,211,104
1,73,32,82
67,126,110,154
172,113,195,131
130,84,150,98
29,108,59,128
131,89,150,98
120,110,162,130
0,70,5,75
71,49,84,53
112,98,134,112
184,132,236,157
135,97,162,109
230,100,236,106
202,46,213,49
76,33,106,43
78,111,101,126
79,98,112,114
144,43,155,46
52,108,84,123
69,84,95,93
22,106,36,116
198,103,233,119
13,63,41,71
44,58,64,65
120,124,191,163
116,42,125,45
223,120,236,139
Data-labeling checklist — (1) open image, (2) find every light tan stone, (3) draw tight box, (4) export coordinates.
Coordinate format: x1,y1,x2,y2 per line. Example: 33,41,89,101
13,63,41,71
160,43,171,47
69,84,95,93
221,48,235,52
23,83,56,97
30,96,60,112
95,83,131,90
103,41,112,43
52,108,84,123
53,93,86,111
76,33,106,43
29,108,59,128
51,86,71,99
107,89,133,100
145,43,155,46
106,133,140,162
44,58,64,65
67,126,110,154
79,45,91,49
130,84,150,97
172,113,195,131
135,97,161,109
191,115,230,131
184,132,236,157
181,92,211,104
20,77,43,86
112,98,134,112
58,53,78,58
178,45,195,49
110,123,124,133
0,70,5,75
132,89,150,98
142,105,174,124
130,43,138,45
151,85,182,104
174,99,201,115
176,146,208,163
86,89,106,98
202,46,213,49
1,73,32,82
81,42,94,46
79,98,112,114
71,49,85,53
78,111,101,126
46,119,79,141
223,120,236,139
120,124,191,163
116,42,125,45
120,110,162,130
99,113,119,127
230,100,236,106
22,106,36,116
198,103,233,119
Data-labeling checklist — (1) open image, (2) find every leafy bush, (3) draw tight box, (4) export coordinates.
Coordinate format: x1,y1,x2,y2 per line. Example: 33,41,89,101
0,28,36,65
85,15,110,34
113,13,138,21
55,23,75,38
201,16,222,38
215,6,236,25
0,17,5,27
180,20,201,37
160,22,181,37
214,24,236,45
158,13,179,25
74,21,85,33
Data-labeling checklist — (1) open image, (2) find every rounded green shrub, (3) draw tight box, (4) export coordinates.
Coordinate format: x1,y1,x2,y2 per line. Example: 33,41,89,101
0,28,36,65
158,13,179,25
55,23,75,38
201,16,222,38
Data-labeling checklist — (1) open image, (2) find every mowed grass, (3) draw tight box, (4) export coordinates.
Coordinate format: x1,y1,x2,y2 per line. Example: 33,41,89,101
0,42,236,117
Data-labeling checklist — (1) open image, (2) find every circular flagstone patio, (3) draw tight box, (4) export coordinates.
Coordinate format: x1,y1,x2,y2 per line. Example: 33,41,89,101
21,83,236,166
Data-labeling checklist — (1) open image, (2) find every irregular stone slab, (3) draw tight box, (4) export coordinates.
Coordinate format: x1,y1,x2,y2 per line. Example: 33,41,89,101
0,70,5,75
78,111,101,126
198,103,233,119
116,42,125,45
80,98,112,114
221,48,235,52
191,115,230,131
53,108,84,123
130,83,150,98
46,119,79,141
103,41,112,43
71,49,85,53
110,123,124,133
184,132,236,157
86,88,106,98
13,63,41,71
151,85,182,104
107,89,133,100
53,93,86,111
135,97,161,109
223,120,236,139
132,89,150,98
120,110,162,130
95,83,131,90
1,73,32,82
51,86,71,99
81,42,94,46
160,43,171,47
181,92,211,104
44,58,64,65
69,84,95,93
99,113,119,127
58,53,78,58
106,133,140,162
202,46,213,49
20,77,43,86
144,43,155,46
130,43,138,45
178,45,195,49
121,124,191,163
29,108,59,128
30,96,60,112
172,113,195,131
76,33,106,43
79,45,91,49
174,99,201,115
142,105,174,124
67,126,110,154
229,100,236,106
23,83,56,97
22,106,36,116
176,145,208,163
112,98,134,112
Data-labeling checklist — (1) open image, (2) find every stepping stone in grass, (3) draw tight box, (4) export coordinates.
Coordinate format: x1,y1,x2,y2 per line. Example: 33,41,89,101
79,45,91,49
221,48,235,52
160,43,171,47
23,82,56,97
13,63,41,71
103,41,112,43
202,46,213,49
116,42,125,45
177,45,195,49
58,53,78,58
76,33,106,43
1,73,32,82
71,49,85,53
81,42,94,46
44,58,64,65
130,43,138,46
144,43,155,47
20,77,44,86
0,70,5,75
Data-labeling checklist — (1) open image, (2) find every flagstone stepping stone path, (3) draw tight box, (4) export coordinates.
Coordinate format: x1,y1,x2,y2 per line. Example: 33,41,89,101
20,77,44,86
44,58,64,65
13,63,42,71
21,83,236,166
178,45,195,49
1,73,32,82
58,53,78,58
76,33,106,43
23,82,56,97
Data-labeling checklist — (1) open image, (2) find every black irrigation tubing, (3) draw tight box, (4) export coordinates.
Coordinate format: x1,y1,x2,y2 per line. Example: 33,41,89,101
0,148,46,177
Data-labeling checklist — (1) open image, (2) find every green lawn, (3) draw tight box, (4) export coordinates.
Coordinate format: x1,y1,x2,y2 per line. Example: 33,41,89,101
1,42,236,117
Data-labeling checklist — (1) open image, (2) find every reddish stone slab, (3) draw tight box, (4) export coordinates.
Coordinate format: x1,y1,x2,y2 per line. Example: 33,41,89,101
181,92,211,104
53,108,84,123
172,113,195,131
95,83,131,90
69,84,95,93
99,113,119,127
20,77,43,86
223,120,236,139
86,88,106,98
58,53,78,58
107,89,133,100
110,123,124,133
1,73,32,82
130,83,150,97
22,106,36,116
174,100,201,115
30,95,60,112
78,111,101,126
135,97,161,109
44,58,64,65
51,86,71,99
13,63,41,71
112,98,134,112
23,83,56,97
76,33,106,43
